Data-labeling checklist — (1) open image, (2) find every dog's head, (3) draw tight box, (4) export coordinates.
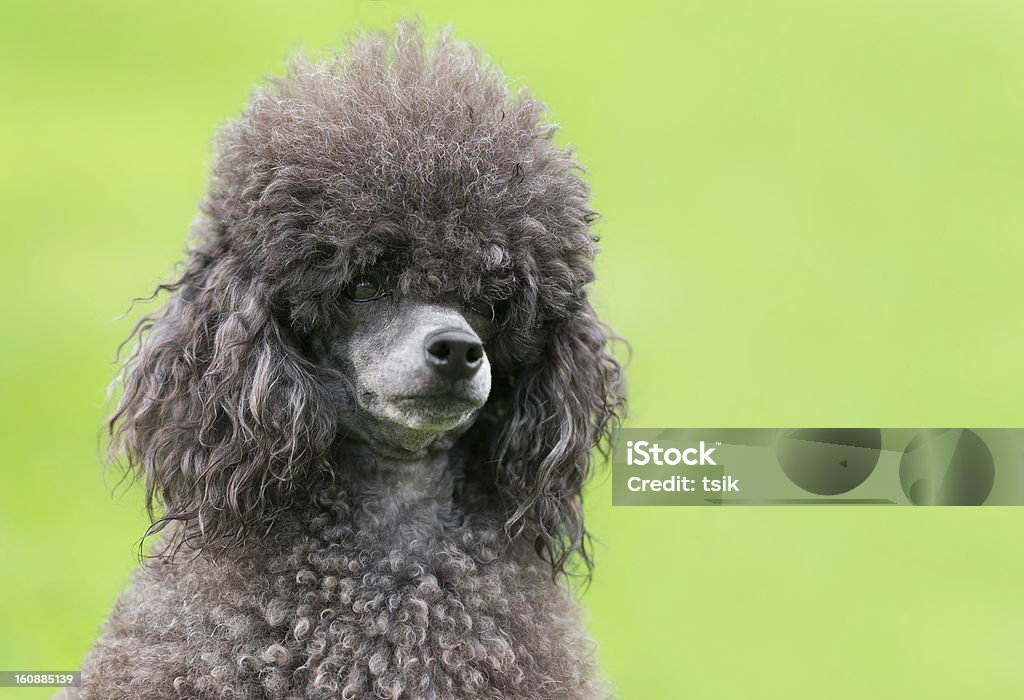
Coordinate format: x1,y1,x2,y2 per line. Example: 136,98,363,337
111,22,624,575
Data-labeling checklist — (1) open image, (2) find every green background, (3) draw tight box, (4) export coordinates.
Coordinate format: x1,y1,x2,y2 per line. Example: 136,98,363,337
2,1,1023,697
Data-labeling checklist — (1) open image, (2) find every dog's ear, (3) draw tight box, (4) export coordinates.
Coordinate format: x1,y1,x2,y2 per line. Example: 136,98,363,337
109,254,336,552
495,300,625,576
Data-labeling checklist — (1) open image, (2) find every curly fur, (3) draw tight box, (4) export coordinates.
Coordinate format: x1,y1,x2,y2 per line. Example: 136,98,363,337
70,20,624,699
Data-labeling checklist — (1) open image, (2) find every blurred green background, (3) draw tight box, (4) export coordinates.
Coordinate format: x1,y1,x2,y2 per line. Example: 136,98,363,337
2,1,1024,697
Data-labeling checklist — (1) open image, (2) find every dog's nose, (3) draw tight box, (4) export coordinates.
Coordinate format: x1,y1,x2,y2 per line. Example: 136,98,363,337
425,330,484,380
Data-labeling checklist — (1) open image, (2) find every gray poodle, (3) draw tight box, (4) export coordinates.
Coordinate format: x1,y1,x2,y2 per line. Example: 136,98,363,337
71,21,624,699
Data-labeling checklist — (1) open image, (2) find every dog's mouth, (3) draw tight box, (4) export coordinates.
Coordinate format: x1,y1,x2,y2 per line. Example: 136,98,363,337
354,387,485,435
391,392,483,419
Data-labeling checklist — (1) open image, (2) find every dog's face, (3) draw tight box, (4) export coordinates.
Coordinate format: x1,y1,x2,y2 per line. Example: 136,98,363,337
316,271,496,454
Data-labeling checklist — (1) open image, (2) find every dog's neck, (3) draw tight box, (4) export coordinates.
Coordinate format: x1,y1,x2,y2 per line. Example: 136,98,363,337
336,440,456,547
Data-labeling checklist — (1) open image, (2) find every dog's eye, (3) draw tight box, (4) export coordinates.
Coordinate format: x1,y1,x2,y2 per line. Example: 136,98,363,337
467,301,495,322
345,274,387,302
464,300,500,341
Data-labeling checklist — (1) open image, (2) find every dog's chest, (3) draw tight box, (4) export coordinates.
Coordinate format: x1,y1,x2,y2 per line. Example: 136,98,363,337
238,532,578,696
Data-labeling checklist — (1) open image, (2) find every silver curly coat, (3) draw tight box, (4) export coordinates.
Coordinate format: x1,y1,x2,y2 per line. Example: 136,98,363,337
69,21,624,699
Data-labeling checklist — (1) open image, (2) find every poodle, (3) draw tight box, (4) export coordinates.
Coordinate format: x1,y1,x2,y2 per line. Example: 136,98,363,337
70,21,624,699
